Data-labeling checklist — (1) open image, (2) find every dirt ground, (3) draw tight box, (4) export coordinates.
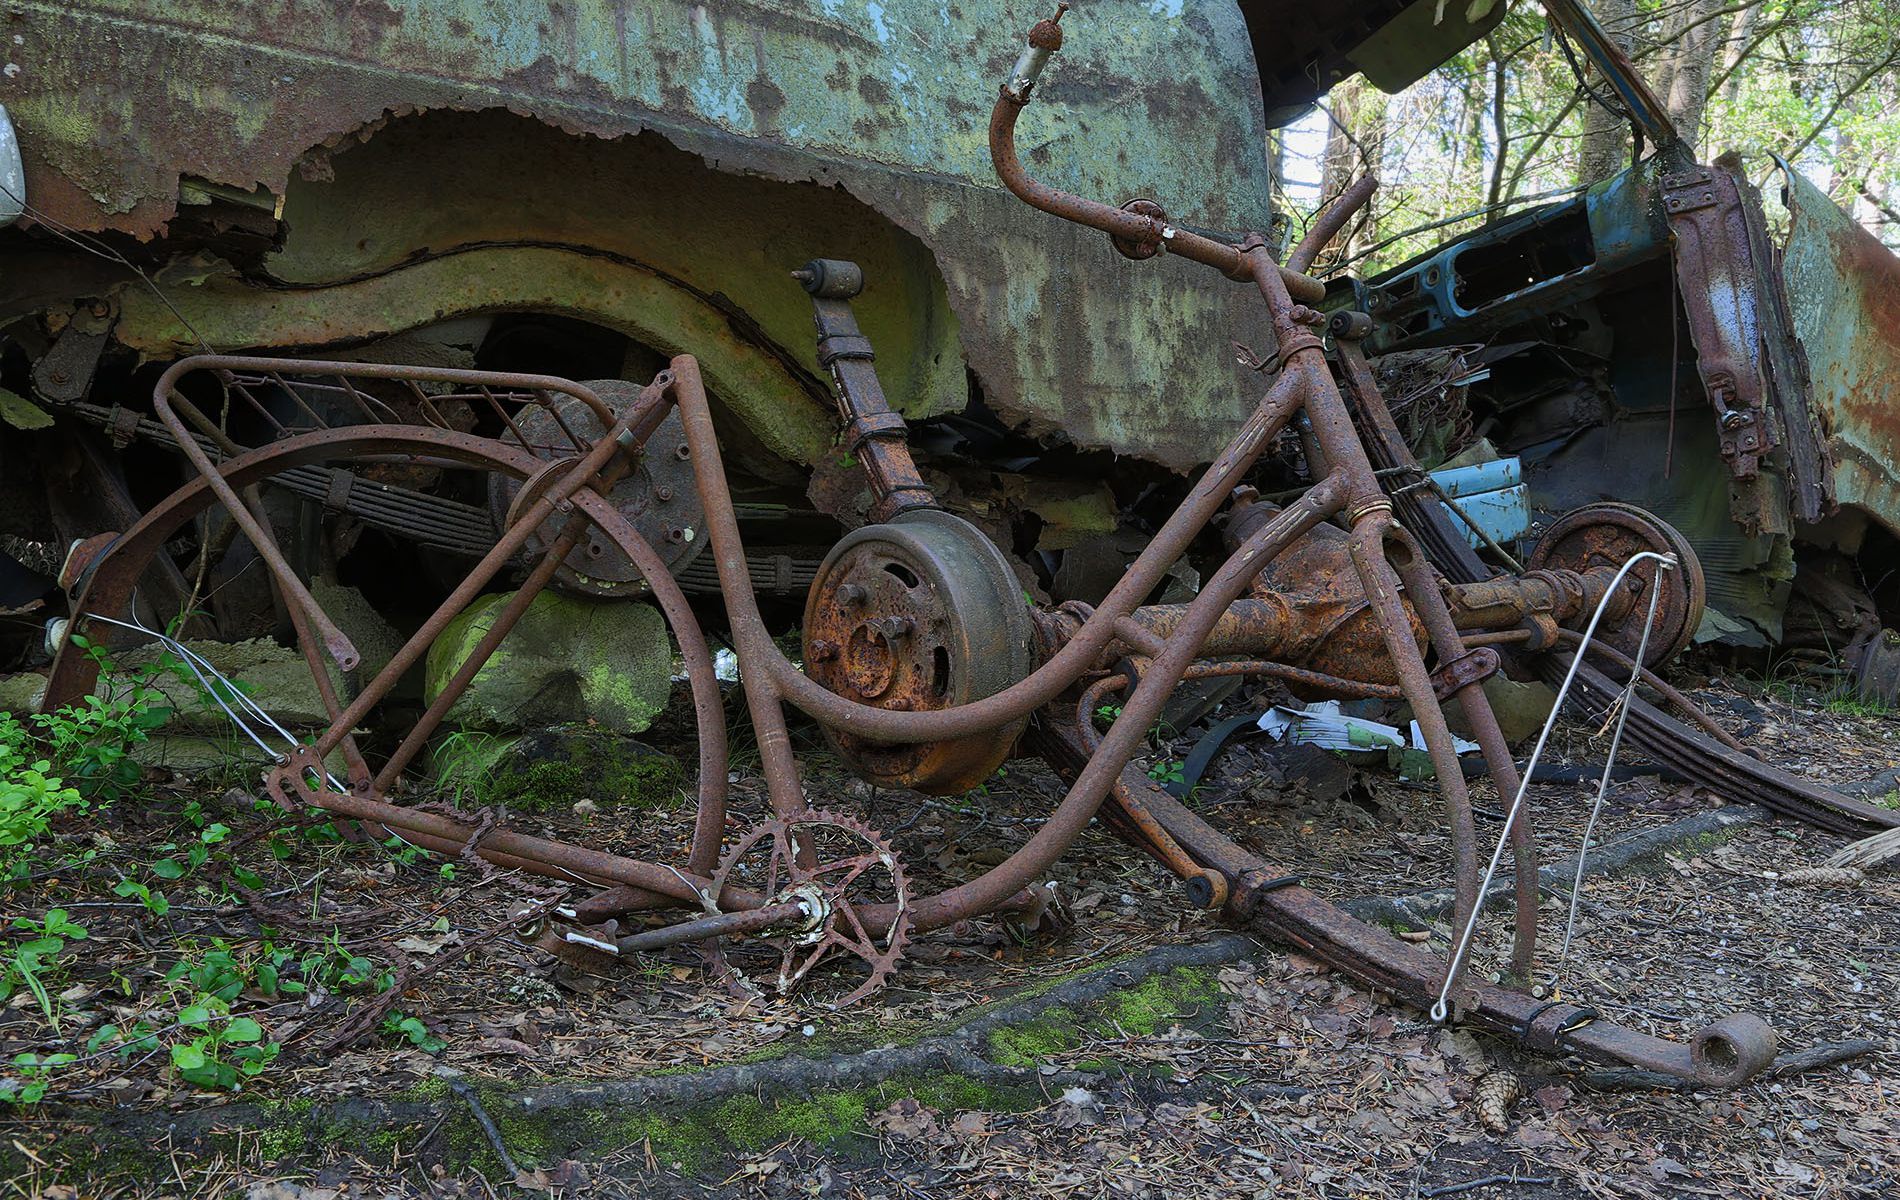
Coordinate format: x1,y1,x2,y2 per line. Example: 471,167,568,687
2,664,1897,1199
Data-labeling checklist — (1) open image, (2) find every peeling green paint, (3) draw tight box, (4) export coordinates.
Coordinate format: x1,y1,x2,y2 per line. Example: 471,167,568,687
6,0,1281,470
120,240,838,464
1781,165,1900,542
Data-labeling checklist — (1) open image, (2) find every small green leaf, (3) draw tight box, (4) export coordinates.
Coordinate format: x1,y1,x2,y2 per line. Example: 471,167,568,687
223,1017,263,1043
0,386,53,430
178,1005,211,1027
150,859,188,880
170,1043,206,1070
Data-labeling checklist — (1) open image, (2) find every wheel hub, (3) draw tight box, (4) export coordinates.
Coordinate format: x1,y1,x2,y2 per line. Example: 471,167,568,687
1528,501,1707,667
803,510,1037,794
488,379,707,596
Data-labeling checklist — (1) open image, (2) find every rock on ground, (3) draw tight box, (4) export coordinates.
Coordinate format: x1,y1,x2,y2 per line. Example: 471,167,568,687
424,590,671,735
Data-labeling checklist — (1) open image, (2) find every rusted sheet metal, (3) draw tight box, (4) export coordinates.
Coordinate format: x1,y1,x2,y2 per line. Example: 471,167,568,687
0,0,1278,470
1662,162,1830,536
1779,163,1900,541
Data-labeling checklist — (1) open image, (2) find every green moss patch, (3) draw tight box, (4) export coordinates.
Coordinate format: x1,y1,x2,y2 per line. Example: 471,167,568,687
985,967,1221,1067
491,1073,1034,1174
433,724,683,812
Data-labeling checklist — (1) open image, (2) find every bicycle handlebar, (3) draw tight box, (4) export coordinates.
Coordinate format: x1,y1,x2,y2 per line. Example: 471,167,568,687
988,3,1338,305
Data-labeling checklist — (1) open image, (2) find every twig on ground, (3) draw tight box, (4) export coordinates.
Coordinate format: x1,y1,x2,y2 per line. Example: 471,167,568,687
446,1075,520,1181
1771,1038,1883,1076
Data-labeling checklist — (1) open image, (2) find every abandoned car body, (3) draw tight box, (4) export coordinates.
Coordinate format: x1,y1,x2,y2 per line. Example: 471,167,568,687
2,0,1899,1090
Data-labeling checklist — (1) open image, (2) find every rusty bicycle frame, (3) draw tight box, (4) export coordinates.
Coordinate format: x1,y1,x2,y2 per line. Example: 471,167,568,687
53,5,1900,1087
44,337,1780,1086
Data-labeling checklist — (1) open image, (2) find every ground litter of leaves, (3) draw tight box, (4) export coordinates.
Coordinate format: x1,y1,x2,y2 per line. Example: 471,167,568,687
3,668,1897,1199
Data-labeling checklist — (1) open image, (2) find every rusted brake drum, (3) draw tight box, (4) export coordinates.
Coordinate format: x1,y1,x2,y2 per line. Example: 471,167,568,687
802,509,1036,794
1527,501,1707,666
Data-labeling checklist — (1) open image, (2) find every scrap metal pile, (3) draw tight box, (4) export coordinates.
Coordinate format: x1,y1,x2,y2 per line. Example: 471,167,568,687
40,8,1900,1090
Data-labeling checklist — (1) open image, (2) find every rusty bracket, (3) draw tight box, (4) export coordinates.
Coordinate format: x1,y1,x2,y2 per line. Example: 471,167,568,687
1431,646,1500,701
33,303,116,406
796,259,938,523
105,406,142,451
321,467,356,515
1661,167,1720,216
1660,163,1811,534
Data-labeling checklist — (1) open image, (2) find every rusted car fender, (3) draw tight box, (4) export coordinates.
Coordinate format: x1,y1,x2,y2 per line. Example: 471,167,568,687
1779,160,1900,544
0,0,1280,472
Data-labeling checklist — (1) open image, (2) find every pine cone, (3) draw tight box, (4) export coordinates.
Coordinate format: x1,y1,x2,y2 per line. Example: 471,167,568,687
1475,1071,1520,1133
1780,866,1865,887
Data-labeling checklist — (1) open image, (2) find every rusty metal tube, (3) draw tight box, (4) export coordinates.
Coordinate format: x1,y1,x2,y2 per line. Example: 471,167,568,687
153,364,361,670
369,398,658,796
235,484,375,793
987,87,1325,303
1286,174,1379,274
44,415,730,878
310,423,636,760
1241,242,1489,941
371,521,582,795
616,903,806,953
901,478,1346,929
307,781,717,903
1384,528,1540,982
1121,597,1291,661
684,359,1304,744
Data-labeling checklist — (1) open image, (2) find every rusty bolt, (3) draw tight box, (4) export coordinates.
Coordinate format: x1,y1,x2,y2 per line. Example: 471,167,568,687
665,526,687,545
838,583,868,609
89,301,111,319
886,697,915,711
1027,1,1068,49
48,368,68,384
867,615,914,641
654,485,675,502
1719,409,1749,431
674,442,692,460
809,639,839,661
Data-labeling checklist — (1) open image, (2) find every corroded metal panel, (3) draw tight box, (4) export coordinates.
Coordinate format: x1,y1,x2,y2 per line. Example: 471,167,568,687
1780,165,1900,540
0,0,1281,469
1662,162,1829,537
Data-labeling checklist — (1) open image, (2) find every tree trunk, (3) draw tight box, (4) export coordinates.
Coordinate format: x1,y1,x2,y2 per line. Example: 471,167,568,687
1657,0,1724,146
1718,2,1761,107
1486,34,1511,207
1318,79,1386,261
1577,0,1638,185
